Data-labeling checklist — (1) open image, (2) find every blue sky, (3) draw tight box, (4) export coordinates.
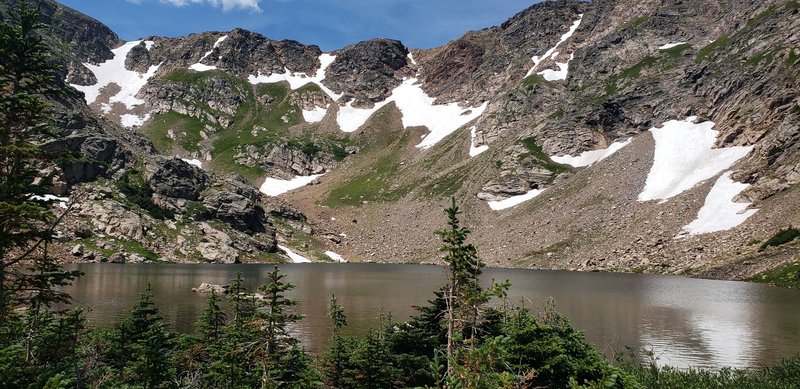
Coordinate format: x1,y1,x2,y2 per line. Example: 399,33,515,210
58,0,542,51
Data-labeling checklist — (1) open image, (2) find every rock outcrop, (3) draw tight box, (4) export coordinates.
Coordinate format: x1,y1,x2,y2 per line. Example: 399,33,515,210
148,158,209,201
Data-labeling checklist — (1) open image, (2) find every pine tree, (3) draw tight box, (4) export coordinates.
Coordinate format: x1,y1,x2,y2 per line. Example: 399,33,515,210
323,294,349,388
116,283,175,388
197,289,227,342
206,273,257,388
252,265,305,388
0,0,81,324
435,197,508,380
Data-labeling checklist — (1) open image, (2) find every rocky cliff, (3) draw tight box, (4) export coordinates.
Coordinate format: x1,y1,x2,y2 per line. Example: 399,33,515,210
16,0,800,277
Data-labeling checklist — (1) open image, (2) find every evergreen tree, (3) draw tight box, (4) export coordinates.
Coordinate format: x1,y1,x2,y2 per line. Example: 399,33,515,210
252,265,305,388
206,273,257,388
322,294,349,388
116,283,175,388
435,197,485,377
0,0,80,324
197,289,227,342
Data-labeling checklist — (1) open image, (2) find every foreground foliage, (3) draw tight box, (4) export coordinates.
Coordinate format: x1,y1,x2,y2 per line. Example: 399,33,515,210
622,355,800,389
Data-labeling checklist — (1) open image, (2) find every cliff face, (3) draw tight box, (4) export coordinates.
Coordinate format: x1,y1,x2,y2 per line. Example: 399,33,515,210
20,0,800,276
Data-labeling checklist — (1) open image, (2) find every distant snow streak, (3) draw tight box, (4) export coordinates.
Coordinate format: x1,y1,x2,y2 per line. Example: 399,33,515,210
278,245,311,263
189,35,228,71
551,138,631,167
487,189,544,211
658,42,687,50
260,174,323,196
637,117,753,203
325,251,346,263
181,158,203,168
526,14,583,78
679,171,757,236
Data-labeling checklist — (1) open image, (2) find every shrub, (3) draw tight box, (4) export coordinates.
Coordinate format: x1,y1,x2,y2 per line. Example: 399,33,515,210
759,227,800,251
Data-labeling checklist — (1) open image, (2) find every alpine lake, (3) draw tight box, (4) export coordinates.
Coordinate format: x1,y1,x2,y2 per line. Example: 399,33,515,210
62,263,800,370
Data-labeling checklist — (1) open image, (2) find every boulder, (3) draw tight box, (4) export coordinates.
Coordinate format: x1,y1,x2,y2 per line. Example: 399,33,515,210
198,241,239,264
203,191,266,233
109,253,126,264
192,283,228,294
149,158,209,201
71,244,84,256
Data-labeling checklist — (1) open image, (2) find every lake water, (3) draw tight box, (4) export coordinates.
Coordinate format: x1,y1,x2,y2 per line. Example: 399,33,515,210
62,263,800,369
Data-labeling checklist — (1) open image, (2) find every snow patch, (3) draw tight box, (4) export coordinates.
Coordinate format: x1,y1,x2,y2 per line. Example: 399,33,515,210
335,100,391,133
335,78,487,148
120,113,151,128
302,105,329,123
658,42,687,50
70,40,160,109
538,53,573,81
408,53,417,65
248,53,342,100
638,117,753,203
679,172,757,236
526,15,583,77
278,245,311,263
181,158,203,168
189,35,228,72
487,189,544,211
469,126,489,157
189,63,217,72
325,251,346,263
551,138,631,167
30,194,69,209
260,174,323,196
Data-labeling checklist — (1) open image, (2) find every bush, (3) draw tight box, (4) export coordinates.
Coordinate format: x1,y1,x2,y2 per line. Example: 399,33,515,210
760,227,800,251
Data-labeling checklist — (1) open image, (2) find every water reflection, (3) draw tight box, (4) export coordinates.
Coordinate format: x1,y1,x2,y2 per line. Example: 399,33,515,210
62,263,800,369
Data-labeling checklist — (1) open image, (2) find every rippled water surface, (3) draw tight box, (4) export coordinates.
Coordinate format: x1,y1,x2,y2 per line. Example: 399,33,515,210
63,263,800,369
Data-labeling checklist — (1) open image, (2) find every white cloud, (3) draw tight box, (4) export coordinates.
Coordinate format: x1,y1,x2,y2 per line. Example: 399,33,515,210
129,0,262,13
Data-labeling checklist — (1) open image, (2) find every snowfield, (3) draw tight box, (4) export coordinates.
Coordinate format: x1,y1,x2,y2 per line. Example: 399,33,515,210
278,245,311,263
71,40,160,109
487,189,544,211
248,53,343,100
189,35,228,72
260,174,324,196
335,78,487,149
679,171,757,236
526,15,583,78
250,55,484,149
638,117,753,203
469,126,489,157
551,138,631,167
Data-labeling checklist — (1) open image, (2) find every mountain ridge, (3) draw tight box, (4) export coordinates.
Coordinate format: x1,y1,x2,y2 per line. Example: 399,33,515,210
9,0,800,282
